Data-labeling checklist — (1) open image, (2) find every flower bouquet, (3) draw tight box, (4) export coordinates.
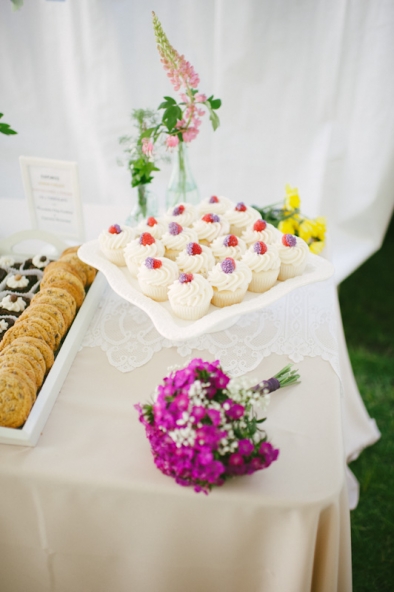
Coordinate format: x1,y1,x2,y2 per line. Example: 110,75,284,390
136,358,300,494
253,185,327,254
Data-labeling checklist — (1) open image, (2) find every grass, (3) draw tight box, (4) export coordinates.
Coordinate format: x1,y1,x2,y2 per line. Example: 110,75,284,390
339,213,394,590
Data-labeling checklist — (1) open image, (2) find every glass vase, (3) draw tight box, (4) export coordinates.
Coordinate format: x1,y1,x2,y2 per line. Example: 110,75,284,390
166,142,199,209
125,184,158,227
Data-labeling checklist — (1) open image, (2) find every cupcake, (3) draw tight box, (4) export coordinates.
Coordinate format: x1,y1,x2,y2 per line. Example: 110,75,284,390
210,234,247,262
223,202,261,237
198,195,234,216
176,242,215,277
277,234,309,280
161,222,198,261
136,216,166,240
4,273,40,294
137,257,179,302
242,242,280,292
208,257,252,308
168,272,213,320
0,294,30,318
124,232,165,277
192,213,230,246
164,203,198,228
99,223,135,266
241,219,282,247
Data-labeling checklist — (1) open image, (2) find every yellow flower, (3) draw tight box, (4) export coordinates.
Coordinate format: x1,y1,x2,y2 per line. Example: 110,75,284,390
313,217,326,241
278,219,295,234
309,240,325,255
298,219,315,242
285,184,301,210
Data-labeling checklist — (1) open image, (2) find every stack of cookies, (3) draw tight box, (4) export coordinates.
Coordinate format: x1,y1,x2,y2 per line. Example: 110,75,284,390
0,246,97,429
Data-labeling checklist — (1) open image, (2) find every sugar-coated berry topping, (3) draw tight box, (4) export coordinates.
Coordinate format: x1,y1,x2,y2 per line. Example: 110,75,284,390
186,242,202,256
173,204,185,216
179,272,194,283
168,222,183,235
145,257,162,269
221,257,236,274
253,241,268,255
139,232,155,246
223,234,238,247
282,234,297,247
147,217,157,227
209,195,219,203
235,202,247,212
253,219,267,232
202,213,220,223
108,224,122,234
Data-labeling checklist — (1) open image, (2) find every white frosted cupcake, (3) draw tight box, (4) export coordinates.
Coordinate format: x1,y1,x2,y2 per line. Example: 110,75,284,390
176,242,215,277
241,219,282,247
164,203,198,228
99,224,135,266
198,195,235,216
277,234,309,280
208,258,252,308
223,202,262,237
136,216,166,240
161,223,199,261
210,234,247,262
192,213,230,246
137,257,179,302
168,272,213,320
124,232,164,277
242,242,280,292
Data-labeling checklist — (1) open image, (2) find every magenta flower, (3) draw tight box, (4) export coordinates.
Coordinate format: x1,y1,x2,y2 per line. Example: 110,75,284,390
238,439,255,456
166,135,179,148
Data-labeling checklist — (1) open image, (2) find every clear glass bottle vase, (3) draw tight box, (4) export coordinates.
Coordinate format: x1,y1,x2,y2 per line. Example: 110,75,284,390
125,184,158,226
166,142,199,208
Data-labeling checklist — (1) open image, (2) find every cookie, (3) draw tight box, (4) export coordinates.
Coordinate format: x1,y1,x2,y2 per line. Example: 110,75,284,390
14,315,57,350
13,336,54,371
31,287,76,327
60,253,97,287
28,302,68,336
40,269,85,308
0,318,55,352
44,260,84,284
0,350,42,388
61,245,80,257
18,308,62,349
0,340,46,386
0,360,37,402
0,369,33,428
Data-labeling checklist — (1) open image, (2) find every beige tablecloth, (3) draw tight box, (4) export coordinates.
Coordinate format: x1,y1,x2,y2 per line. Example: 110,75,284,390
0,347,351,592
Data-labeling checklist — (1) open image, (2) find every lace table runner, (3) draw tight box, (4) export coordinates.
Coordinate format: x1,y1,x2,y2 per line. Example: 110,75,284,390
81,278,339,378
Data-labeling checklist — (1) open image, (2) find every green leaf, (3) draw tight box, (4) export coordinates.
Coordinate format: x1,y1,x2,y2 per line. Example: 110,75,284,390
208,97,222,110
0,114,3,119
162,105,182,131
208,108,220,131
0,123,17,135
163,96,177,104
139,127,156,139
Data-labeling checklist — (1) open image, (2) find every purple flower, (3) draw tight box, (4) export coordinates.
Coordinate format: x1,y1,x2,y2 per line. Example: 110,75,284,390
238,439,254,456
228,453,244,467
191,405,206,422
207,408,221,426
225,402,245,420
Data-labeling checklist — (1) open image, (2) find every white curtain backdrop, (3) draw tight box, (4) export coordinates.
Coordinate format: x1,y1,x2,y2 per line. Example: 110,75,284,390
1,0,394,282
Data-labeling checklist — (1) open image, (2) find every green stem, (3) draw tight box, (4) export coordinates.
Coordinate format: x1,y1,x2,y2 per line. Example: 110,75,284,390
138,185,148,218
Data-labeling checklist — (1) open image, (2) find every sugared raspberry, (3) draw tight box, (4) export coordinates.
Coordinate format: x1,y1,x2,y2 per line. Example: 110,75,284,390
202,213,220,223
223,234,238,247
108,224,122,234
173,204,185,216
139,232,155,246
209,195,219,203
146,217,157,227
145,257,162,269
282,234,297,247
168,222,183,236
253,241,268,255
253,219,267,232
179,272,194,283
186,242,202,256
235,202,247,212
221,258,236,274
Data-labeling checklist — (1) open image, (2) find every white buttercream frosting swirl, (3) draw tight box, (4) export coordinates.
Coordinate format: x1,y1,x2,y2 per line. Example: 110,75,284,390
6,274,29,289
32,254,50,268
277,236,310,266
242,243,281,272
0,255,16,267
136,217,167,240
124,237,164,267
210,235,247,261
164,203,198,227
161,227,198,251
99,225,135,251
168,274,213,307
242,223,281,246
0,295,27,312
208,260,252,293
176,245,215,275
137,257,179,287
192,216,230,243
223,205,261,229
0,319,9,332
198,195,235,215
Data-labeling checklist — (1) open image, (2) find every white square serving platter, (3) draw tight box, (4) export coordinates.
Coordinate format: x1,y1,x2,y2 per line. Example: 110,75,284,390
0,231,107,446
78,239,334,342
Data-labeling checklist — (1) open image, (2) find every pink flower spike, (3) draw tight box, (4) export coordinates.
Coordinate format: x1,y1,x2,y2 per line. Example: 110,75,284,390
195,93,207,103
142,138,154,157
166,135,179,148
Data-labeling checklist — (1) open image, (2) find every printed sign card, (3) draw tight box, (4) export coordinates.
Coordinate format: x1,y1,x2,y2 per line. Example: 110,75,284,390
19,156,85,242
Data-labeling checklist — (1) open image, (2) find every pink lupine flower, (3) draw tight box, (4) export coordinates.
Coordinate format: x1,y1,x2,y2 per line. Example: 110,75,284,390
166,135,179,148
195,93,207,103
183,127,199,142
141,137,154,157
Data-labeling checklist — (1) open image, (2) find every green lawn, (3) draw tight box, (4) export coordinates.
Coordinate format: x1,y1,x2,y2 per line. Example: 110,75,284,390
339,214,394,590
